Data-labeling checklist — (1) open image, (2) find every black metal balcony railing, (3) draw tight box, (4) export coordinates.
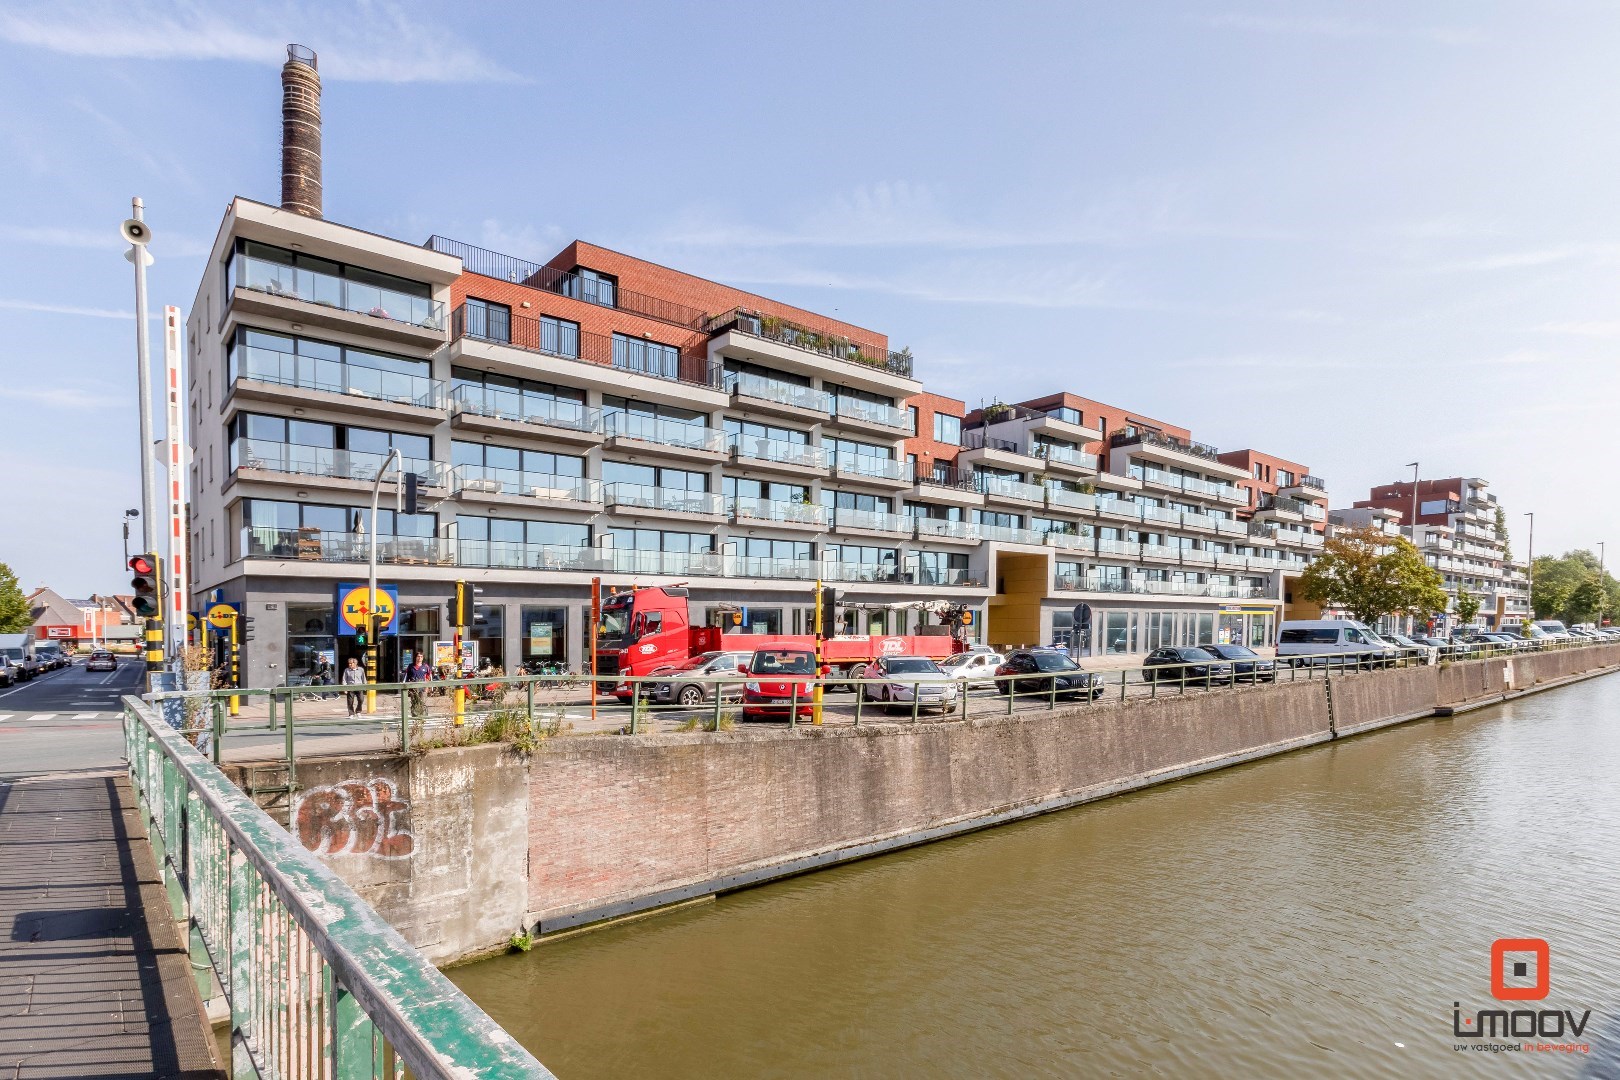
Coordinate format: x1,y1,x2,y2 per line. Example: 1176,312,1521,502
1108,428,1221,462
1299,475,1326,491
960,432,1023,454
427,236,708,331
1259,494,1309,515
451,304,722,390
917,465,979,491
702,309,913,378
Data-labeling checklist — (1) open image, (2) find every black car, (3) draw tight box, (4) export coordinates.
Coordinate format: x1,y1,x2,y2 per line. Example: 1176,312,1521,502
1143,647,1235,686
1198,644,1275,683
995,649,1105,700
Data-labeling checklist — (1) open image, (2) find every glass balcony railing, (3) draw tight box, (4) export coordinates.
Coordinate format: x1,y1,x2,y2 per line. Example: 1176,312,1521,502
978,524,1044,545
232,440,443,486
603,415,725,453
725,371,832,413
1180,511,1218,530
1045,486,1096,512
230,253,444,330
976,475,1045,503
451,465,600,503
1139,504,1182,525
832,397,916,433
915,565,972,587
243,529,449,565
1043,530,1092,551
832,508,910,533
230,344,444,409
1140,543,1182,560
603,549,724,576
604,484,723,516
448,384,602,433
822,562,906,584
730,497,826,527
459,542,609,573
1031,443,1099,470
727,556,823,581
730,434,826,470
1214,518,1248,536
1181,547,1216,564
831,453,910,482
914,518,978,541
1096,538,1138,557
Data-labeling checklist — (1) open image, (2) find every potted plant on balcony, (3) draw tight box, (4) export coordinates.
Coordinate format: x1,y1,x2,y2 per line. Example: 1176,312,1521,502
983,402,1012,422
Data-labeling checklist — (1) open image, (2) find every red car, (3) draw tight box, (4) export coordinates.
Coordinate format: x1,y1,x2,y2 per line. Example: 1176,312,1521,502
741,647,819,721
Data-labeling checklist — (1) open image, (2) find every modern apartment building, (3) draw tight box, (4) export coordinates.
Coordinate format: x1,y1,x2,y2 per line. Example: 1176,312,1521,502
184,47,1335,683
1346,477,1530,631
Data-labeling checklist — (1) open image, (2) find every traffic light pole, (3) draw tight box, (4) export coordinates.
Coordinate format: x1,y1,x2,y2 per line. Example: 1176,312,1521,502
453,580,466,727
228,613,241,717
365,448,403,714
812,581,825,726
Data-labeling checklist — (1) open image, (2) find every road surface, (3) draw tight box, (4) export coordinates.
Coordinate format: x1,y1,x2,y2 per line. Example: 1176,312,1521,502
0,659,144,779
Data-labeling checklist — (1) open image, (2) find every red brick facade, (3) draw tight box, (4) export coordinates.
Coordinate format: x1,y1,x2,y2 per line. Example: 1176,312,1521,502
902,391,966,475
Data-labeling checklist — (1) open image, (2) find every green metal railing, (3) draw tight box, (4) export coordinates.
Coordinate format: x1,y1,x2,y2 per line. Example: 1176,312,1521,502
122,693,554,1079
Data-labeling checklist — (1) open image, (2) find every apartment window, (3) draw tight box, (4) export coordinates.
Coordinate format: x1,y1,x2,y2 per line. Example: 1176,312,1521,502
975,509,1021,529
934,413,962,444
739,538,813,560
606,528,713,553
904,502,963,522
1276,468,1293,487
602,396,706,440
562,268,617,307
228,328,432,400
908,406,920,434
457,517,589,567
229,414,430,471
1046,406,1083,425
463,298,512,343
451,441,584,479
824,437,895,461
611,334,679,379
602,461,708,492
724,418,809,446
239,498,436,558
916,550,968,584
823,490,892,513
723,477,809,503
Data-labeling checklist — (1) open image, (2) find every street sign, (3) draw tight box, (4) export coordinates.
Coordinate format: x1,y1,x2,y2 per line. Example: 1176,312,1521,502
207,602,239,630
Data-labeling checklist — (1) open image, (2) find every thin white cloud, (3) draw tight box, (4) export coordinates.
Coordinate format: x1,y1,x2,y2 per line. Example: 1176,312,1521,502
0,298,134,319
1536,320,1620,338
0,385,124,409
0,1,523,83
1195,13,1482,46
1413,243,1620,273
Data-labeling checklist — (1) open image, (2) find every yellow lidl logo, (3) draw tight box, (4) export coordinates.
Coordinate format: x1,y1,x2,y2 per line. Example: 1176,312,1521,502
206,602,238,630
339,586,395,631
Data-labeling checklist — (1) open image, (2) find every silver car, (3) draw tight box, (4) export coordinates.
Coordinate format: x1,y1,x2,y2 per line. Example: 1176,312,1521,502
938,650,1006,688
858,656,961,712
645,650,752,707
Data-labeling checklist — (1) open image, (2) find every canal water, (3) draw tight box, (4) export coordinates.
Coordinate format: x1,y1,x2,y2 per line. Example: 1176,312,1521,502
451,676,1620,1078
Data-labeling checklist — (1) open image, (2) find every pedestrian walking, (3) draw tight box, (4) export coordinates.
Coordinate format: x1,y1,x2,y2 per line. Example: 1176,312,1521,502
404,650,433,718
341,656,366,716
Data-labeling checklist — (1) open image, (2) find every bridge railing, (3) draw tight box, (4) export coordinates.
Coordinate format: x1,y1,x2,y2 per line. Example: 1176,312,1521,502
121,692,554,1080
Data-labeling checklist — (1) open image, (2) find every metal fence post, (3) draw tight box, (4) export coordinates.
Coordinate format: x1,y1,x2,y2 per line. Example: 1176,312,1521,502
212,698,225,766
526,680,535,729
789,683,799,728
712,682,723,731
911,681,921,723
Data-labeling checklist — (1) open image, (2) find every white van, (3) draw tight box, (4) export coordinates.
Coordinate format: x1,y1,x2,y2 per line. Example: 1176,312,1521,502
1276,619,1397,667
1533,620,1572,640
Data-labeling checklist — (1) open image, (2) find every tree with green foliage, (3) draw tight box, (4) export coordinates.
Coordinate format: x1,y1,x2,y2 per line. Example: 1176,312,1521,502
0,562,30,633
1454,589,1481,627
1299,526,1449,625
1531,549,1616,624
1494,505,1512,563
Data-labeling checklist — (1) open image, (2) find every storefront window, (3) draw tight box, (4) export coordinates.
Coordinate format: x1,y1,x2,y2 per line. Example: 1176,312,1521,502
287,604,336,684
741,608,783,634
1105,611,1129,654
472,604,504,671
522,606,569,672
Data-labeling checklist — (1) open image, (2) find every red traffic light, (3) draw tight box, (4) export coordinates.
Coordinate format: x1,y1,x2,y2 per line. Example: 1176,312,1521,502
128,554,156,575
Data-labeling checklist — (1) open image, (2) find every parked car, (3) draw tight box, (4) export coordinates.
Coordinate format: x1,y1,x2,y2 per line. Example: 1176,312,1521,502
994,649,1106,700
1533,620,1572,640
1276,620,1395,667
1143,647,1235,686
1198,643,1276,682
1410,634,1461,657
857,656,961,713
35,648,63,671
1381,633,1437,664
740,647,819,721
1,636,39,681
0,658,14,687
85,650,118,672
644,650,751,707
1567,627,1601,641
938,649,1006,688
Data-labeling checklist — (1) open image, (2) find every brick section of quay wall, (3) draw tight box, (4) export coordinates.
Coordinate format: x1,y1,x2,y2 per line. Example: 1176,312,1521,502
237,644,1620,965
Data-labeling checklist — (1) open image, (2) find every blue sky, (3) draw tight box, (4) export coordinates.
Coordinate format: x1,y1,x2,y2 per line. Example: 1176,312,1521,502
1,0,1615,596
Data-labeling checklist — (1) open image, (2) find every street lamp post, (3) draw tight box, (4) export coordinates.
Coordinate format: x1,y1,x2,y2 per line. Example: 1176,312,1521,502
364,449,404,713
121,508,140,562
1406,462,1420,635
1524,512,1535,623
1598,541,1607,628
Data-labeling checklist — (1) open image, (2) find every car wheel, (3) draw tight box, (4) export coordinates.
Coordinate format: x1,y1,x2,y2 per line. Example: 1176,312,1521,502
678,685,704,707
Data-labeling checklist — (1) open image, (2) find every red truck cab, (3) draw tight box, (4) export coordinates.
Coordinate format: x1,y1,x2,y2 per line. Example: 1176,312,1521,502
740,647,819,721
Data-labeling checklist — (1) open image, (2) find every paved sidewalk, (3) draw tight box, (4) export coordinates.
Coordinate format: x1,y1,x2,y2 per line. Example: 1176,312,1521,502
0,771,221,1079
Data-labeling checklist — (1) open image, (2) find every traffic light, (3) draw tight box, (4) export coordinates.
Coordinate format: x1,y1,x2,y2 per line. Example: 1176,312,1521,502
404,471,420,516
129,553,163,618
450,580,485,626
241,616,256,643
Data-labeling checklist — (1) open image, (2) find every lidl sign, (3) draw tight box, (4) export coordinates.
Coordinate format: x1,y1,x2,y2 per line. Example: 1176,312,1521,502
207,602,240,630
335,583,399,636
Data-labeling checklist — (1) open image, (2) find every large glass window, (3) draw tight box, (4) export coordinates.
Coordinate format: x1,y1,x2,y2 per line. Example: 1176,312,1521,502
562,268,616,307
823,490,892,512
470,605,505,671
723,477,809,502
286,604,338,685
239,499,436,559
451,441,584,477
933,413,962,444
227,328,434,403
824,436,895,461
606,529,714,552
602,461,708,491
450,368,586,419
520,606,570,670
463,298,511,343
915,550,968,584
611,334,679,379
457,516,589,567
724,418,809,446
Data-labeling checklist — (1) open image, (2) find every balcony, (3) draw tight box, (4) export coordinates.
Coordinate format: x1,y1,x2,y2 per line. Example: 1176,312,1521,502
450,304,724,394
724,371,832,420
1095,497,1141,522
1028,412,1104,443
822,562,908,584
459,541,609,574
1140,543,1182,562
244,528,451,567
704,308,915,387
1180,511,1219,533
830,453,912,489
1215,518,1248,537
1138,468,1183,494
227,343,446,421
451,465,602,509
232,440,445,491
730,434,826,476
976,474,1046,505
726,555,823,581
228,252,445,347
830,508,911,536
1096,537,1139,558
828,396,916,436
913,467,986,507
448,385,604,445
978,523,1044,546
730,497,827,530
1031,442,1100,473
960,431,1043,471
603,549,724,577
603,415,726,462
1110,429,1249,479
1181,547,1216,565
1138,504,1182,527
1046,486,1096,513
603,484,724,519
914,518,980,544
1043,531,1093,553
1214,552,1251,570
1278,475,1327,499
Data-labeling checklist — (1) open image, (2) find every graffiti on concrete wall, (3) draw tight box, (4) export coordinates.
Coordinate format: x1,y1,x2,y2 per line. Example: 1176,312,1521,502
293,777,414,859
